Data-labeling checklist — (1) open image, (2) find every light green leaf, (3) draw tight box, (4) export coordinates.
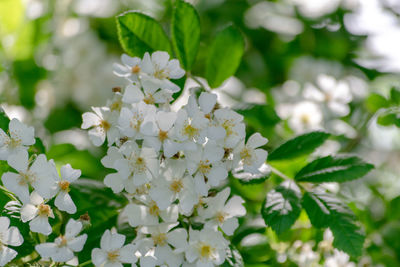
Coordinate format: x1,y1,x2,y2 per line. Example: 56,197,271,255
295,155,373,183
261,181,301,234
171,0,200,70
268,131,330,161
116,11,172,57
206,25,244,88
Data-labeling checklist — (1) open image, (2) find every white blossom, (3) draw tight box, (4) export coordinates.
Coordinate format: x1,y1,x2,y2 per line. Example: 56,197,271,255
140,51,185,93
198,188,246,236
113,54,142,82
53,164,81,214
1,150,57,203
185,228,229,267
20,192,55,235
35,219,87,262
118,102,156,140
81,107,120,146
288,101,323,133
0,217,23,266
234,132,268,174
91,230,137,267
0,118,35,162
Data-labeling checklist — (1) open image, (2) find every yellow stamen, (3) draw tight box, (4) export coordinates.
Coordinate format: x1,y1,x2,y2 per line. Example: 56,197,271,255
158,130,168,141
198,160,211,174
37,204,51,217
59,181,70,192
152,233,167,246
107,251,120,262
170,179,183,193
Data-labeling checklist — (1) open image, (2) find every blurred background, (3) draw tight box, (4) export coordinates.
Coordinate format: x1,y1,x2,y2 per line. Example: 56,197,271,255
1,0,400,266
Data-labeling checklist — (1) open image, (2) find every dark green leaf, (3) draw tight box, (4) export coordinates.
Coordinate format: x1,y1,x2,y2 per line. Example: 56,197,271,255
171,0,200,70
45,103,82,133
295,155,373,183
302,190,365,257
261,181,301,234
206,25,244,88
377,112,400,127
268,131,330,161
0,108,10,131
116,11,172,57
222,245,244,267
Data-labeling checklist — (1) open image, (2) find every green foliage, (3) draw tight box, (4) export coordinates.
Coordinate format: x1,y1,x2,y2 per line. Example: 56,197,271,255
171,0,200,70
28,137,45,155
367,87,400,128
366,93,389,113
295,155,373,183
302,190,365,257
0,107,10,131
268,131,330,161
116,11,172,57
69,179,128,262
205,25,245,88
44,103,82,133
261,181,302,235
222,245,244,267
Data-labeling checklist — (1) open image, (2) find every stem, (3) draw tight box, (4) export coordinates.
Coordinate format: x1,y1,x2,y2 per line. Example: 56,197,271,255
270,166,291,180
79,260,93,266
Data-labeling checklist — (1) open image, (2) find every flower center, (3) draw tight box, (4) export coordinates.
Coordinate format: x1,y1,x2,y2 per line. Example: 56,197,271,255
143,94,155,105
18,172,34,185
132,156,147,174
199,243,215,259
148,201,160,216
59,235,68,247
110,100,123,112
6,136,22,148
240,147,253,165
198,160,211,174
59,181,70,192
222,120,234,137
152,233,167,246
131,65,141,74
99,120,111,132
300,114,310,125
170,179,183,193
158,130,168,141
129,113,143,131
107,250,120,262
216,211,228,223
182,123,198,139
153,68,169,79
37,204,51,217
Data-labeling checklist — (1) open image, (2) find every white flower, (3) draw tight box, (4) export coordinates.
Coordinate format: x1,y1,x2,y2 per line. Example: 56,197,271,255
303,74,352,117
198,188,246,236
54,164,81,214
141,110,180,157
81,107,120,146
0,118,35,161
123,199,178,227
91,230,137,267
288,101,323,133
234,132,268,174
20,192,54,235
140,51,185,93
172,108,209,150
122,82,173,105
149,159,198,214
113,54,142,82
1,150,57,203
0,217,23,267
210,108,245,148
113,141,159,187
185,141,227,195
118,102,156,140
135,223,187,267
35,219,87,263
185,228,229,267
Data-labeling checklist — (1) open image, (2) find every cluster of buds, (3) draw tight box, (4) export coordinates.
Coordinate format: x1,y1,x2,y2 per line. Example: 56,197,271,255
82,51,269,266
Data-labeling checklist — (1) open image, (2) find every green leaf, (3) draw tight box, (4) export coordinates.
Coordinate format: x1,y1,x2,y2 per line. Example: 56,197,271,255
222,245,244,267
28,137,45,155
390,87,400,105
233,163,270,185
44,103,82,133
365,93,389,113
261,181,301,234
377,112,400,127
0,107,10,131
268,131,330,161
171,0,200,70
302,190,365,257
206,25,244,88
116,11,172,57
295,155,373,183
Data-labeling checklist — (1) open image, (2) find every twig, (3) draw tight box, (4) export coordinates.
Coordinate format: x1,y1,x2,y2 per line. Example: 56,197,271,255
270,166,291,180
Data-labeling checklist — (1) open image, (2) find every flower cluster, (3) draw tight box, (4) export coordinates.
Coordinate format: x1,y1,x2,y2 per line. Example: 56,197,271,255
82,51,269,266
0,119,87,265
